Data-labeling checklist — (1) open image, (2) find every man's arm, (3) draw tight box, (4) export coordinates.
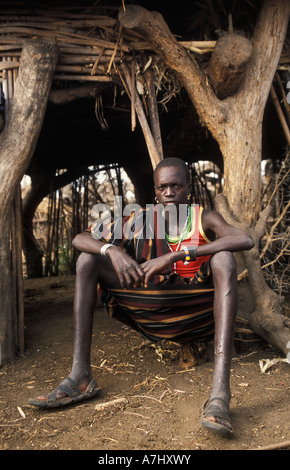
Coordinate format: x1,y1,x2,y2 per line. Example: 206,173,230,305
198,209,255,257
72,231,107,254
72,232,145,289
141,209,254,286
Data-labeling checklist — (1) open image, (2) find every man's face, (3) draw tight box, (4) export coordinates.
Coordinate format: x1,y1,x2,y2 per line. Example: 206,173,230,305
154,165,191,208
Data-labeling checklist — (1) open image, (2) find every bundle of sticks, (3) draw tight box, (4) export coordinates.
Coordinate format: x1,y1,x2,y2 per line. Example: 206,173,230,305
0,3,219,84
0,3,289,83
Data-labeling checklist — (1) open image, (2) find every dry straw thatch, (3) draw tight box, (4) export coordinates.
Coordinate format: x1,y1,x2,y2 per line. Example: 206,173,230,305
0,2,219,85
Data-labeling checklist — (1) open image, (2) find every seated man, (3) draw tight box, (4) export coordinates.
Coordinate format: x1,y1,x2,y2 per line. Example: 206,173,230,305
29,157,254,438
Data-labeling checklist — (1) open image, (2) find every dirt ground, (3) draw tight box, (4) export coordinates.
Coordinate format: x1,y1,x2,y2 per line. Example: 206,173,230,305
0,275,289,452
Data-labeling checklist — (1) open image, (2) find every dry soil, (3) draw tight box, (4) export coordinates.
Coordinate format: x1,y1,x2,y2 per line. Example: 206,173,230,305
0,275,289,452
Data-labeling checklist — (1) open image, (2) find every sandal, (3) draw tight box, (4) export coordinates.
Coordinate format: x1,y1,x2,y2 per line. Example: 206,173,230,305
29,377,102,409
200,397,234,438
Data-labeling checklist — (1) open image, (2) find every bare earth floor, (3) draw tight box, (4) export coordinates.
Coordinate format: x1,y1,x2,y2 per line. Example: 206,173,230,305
0,276,289,452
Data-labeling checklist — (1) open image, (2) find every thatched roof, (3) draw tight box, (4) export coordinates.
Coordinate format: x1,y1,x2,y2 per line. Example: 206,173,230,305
0,1,219,87
1,1,288,87
0,1,289,179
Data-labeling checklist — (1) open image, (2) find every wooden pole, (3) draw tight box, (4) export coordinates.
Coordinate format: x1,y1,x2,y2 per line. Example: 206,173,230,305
270,84,290,146
131,58,136,131
120,63,162,170
14,186,24,355
144,59,163,159
1,56,25,355
253,440,290,451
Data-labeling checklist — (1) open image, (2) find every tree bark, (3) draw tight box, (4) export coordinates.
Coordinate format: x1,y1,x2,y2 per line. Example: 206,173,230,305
119,1,290,355
119,5,227,140
22,166,93,278
119,2,289,219
0,40,59,365
22,172,52,278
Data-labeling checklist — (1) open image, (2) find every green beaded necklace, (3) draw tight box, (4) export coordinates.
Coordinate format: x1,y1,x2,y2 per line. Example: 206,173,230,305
165,205,192,244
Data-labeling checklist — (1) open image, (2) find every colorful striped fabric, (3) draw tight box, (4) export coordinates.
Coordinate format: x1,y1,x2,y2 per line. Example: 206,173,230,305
91,205,215,344
99,262,215,344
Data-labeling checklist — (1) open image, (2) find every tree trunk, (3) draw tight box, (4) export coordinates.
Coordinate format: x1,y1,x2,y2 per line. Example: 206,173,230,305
22,173,52,278
0,40,59,365
219,109,263,225
22,166,94,278
119,1,290,355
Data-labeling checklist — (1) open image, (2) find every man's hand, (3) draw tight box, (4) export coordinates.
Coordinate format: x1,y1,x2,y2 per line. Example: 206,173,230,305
107,246,145,289
141,253,175,287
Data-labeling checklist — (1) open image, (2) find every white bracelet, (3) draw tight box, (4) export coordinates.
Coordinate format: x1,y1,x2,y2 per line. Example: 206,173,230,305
100,243,114,256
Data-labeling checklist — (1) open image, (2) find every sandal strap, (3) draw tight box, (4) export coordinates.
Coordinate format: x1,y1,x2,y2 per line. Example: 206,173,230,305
47,377,82,403
66,377,82,394
203,397,230,421
86,378,98,393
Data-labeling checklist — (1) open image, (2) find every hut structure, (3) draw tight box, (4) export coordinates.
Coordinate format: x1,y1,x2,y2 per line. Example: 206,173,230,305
0,0,289,365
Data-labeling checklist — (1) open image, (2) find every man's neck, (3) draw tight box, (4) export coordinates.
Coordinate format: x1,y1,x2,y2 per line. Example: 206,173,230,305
165,205,189,238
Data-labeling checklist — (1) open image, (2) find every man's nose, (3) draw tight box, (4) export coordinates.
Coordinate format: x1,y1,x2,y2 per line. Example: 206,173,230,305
164,185,175,197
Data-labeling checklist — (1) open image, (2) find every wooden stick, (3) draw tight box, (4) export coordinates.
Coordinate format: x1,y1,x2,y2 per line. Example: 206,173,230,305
56,65,96,74
0,60,20,71
14,185,25,355
131,59,136,131
59,55,120,65
4,19,117,28
144,60,163,159
253,440,290,451
53,74,113,82
121,63,162,170
275,72,290,125
0,26,130,51
4,62,24,354
0,37,24,45
95,397,128,412
0,44,22,51
114,62,131,97
270,84,290,146
107,25,123,74
0,51,21,57
59,45,116,55
7,57,13,100
91,46,107,75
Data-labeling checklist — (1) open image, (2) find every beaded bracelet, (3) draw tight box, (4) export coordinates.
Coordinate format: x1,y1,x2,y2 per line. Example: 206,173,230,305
182,246,191,265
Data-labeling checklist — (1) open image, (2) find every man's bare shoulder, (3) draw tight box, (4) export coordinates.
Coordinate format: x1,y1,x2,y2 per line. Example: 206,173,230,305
201,208,253,241
201,208,226,231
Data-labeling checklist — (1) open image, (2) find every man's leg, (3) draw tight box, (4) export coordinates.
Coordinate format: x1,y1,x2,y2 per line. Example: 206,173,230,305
34,251,120,402
201,251,237,434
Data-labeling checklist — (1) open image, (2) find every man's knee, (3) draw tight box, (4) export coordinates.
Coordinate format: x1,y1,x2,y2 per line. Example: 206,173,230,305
76,251,99,276
210,251,237,281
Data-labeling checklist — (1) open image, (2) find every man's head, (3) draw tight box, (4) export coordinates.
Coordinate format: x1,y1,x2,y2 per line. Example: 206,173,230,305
154,157,191,207
153,157,190,184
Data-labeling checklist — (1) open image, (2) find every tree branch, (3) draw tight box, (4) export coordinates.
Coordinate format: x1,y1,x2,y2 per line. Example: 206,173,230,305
238,0,290,114
118,5,226,140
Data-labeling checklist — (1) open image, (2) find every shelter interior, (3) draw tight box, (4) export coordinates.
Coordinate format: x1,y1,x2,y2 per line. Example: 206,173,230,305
0,1,289,353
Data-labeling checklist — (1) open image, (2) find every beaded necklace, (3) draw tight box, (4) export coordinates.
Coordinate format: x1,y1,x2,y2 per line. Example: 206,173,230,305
166,205,191,273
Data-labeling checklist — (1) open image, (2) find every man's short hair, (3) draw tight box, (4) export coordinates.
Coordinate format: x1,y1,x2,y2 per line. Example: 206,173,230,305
153,157,190,184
